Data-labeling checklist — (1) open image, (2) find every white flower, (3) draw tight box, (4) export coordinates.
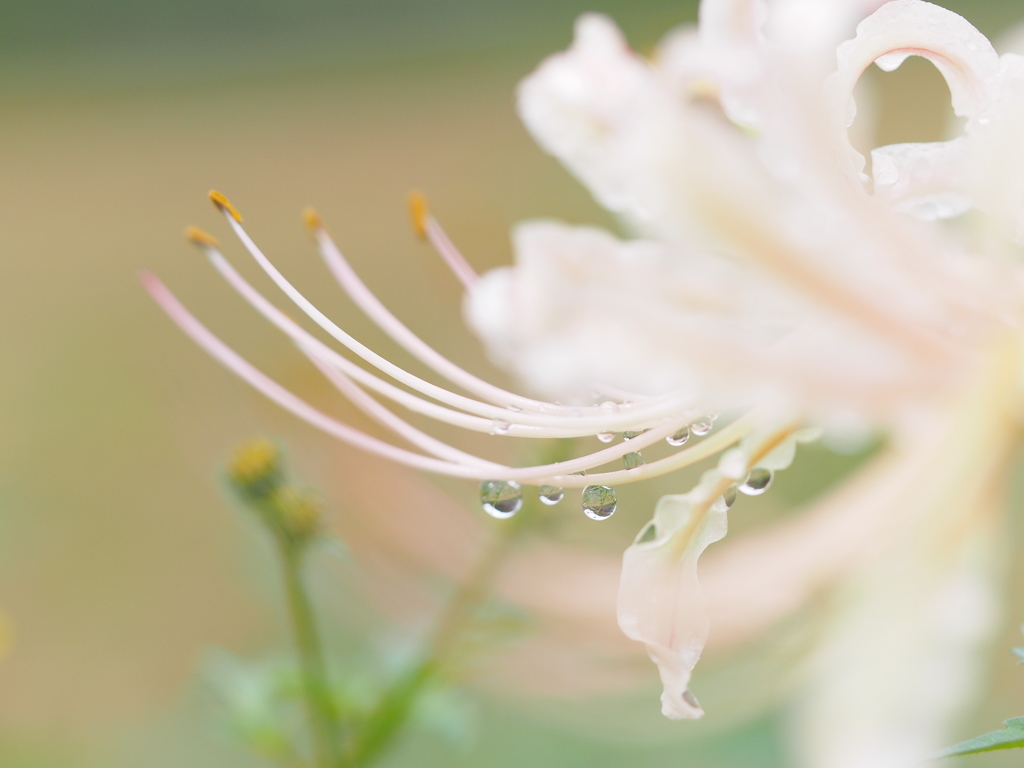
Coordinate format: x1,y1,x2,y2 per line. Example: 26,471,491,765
147,0,1024,757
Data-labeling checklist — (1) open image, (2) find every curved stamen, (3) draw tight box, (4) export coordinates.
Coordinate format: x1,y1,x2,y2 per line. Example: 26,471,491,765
310,209,596,415
408,191,479,290
204,243,690,437
146,271,747,485
301,347,501,467
305,339,712,479
211,201,697,433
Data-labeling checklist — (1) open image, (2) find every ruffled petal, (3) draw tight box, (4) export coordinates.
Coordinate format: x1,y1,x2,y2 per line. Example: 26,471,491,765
617,478,728,719
618,426,804,719
516,14,685,229
830,0,1001,177
871,138,971,220
967,56,1024,242
465,220,943,415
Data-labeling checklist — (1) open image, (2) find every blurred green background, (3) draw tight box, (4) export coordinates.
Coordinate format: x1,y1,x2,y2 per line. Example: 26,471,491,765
2,0,1024,766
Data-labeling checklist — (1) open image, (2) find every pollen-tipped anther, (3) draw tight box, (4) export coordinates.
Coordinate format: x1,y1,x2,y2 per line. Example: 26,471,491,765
302,207,324,235
185,226,219,249
408,189,429,240
209,190,244,222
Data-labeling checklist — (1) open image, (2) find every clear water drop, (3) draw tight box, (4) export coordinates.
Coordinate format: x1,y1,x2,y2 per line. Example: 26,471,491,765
538,485,564,506
690,418,713,436
738,468,773,496
582,485,617,520
491,420,511,435
666,426,690,447
596,431,615,443
479,480,523,519
723,485,738,508
623,429,649,441
599,401,618,414
712,485,738,511
623,451,645,470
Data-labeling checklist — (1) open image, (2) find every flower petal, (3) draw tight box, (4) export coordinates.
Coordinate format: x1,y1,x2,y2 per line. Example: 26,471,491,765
617,477,729,719
870,138,972,221
830,0,1001,177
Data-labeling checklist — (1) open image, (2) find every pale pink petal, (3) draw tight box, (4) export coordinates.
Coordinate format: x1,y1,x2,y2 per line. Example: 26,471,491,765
870,138,972,220
617,487,727,719
831,0,1001,176
516,14,689,234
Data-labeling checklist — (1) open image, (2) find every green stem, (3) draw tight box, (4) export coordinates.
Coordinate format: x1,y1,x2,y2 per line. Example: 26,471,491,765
278,539,343,768
346,523,519,767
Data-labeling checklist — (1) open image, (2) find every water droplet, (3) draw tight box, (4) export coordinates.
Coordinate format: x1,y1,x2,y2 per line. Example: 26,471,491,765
723,485,737,507
666,426,690,447
738,468,773,496
582,485,617,520
690,418,713,436
491,420,510,435
622,429,649,441
596,431,615,443
713,485,738,512
538,485,564,505
479,480,523,519
507,404,523,412
599,401,618,414
623,451,645,470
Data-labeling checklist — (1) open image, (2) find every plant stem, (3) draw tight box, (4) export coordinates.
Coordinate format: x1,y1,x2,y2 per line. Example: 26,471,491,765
346,522,519,767
278,539,343,768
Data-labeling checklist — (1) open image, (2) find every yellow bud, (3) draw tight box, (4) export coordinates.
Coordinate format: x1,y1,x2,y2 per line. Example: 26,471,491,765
275,485,323,542
228,438,283,500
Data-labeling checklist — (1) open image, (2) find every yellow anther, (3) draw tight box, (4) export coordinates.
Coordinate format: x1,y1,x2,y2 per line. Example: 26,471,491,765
184,225,219,248
302,207,324,235
209,190,244,222
408,189,429,240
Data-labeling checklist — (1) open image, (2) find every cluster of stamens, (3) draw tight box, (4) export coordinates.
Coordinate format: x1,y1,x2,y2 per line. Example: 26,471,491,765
144,191,759,519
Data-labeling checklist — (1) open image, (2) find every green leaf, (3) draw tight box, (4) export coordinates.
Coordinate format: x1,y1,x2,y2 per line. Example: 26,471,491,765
936,717,1024,757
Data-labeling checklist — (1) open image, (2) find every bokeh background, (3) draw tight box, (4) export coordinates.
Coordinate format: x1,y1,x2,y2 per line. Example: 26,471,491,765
2,1,1024,766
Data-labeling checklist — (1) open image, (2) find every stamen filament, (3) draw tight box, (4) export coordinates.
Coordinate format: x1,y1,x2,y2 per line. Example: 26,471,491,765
210,212,696,433
407,191,478,290
146,270,745,485
205,245,685,437
312,218,572,414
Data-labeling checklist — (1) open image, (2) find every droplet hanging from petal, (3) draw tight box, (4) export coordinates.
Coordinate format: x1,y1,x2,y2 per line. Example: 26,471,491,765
738,468,773,496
